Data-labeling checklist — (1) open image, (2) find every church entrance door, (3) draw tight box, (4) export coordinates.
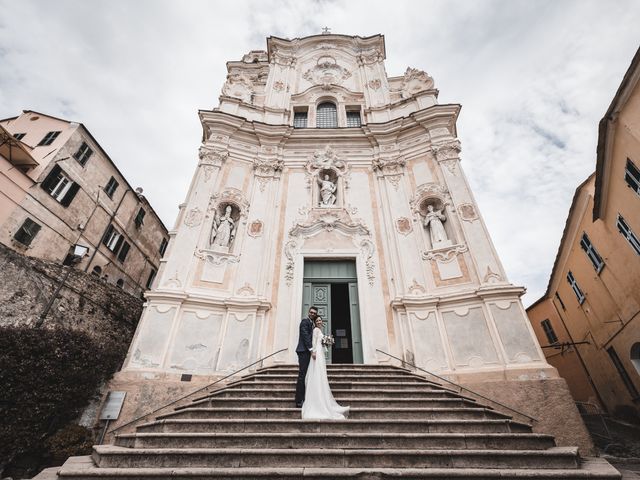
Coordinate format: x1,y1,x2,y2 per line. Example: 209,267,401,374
302,260,363,364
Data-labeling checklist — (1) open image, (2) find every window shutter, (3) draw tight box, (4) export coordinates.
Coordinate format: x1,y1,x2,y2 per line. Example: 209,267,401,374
117,241,130,262
114,235,124,254
41,165,62,193
60,182,80,207
102,224,114,246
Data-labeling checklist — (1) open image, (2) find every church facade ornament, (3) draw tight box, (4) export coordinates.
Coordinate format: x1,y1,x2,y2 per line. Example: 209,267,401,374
422,243,468,262
303,56,352,87
183,207,204,228
400,67,435,99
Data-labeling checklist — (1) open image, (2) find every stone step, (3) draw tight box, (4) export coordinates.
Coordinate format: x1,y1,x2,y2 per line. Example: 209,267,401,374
255,365,421,375
157,406,509,421
57,455,622,480
243,372,432,383
181,397,480,410
92,445,580,469
136,418,533,434
224,379,450,390
114,432,555,450
194,389,473,404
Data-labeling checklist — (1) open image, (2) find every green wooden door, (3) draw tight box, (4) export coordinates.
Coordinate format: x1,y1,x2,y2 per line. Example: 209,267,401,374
303,282,331,363
349,282,363,363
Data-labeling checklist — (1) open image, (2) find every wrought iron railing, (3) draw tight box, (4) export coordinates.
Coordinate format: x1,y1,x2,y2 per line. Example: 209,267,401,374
107,348,287,437
376,349,537,424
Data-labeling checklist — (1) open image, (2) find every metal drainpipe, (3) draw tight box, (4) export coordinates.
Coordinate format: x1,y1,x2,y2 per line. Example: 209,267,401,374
84,188,131,272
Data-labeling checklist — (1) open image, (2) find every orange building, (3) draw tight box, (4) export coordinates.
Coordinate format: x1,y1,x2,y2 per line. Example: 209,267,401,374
527,47,640,422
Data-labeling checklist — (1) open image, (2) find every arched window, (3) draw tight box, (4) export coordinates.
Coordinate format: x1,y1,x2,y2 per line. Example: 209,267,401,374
631,342,640,375
91,265,102,276
316,102,338,128
116,278,124,289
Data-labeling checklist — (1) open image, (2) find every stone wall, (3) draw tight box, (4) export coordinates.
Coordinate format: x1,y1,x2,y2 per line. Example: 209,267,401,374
0,241,142,342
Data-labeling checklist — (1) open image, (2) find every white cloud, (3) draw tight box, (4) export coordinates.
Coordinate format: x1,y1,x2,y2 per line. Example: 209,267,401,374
1,0,639,305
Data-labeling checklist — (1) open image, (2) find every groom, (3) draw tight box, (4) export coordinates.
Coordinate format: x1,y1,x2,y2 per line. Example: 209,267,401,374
295,306,318,407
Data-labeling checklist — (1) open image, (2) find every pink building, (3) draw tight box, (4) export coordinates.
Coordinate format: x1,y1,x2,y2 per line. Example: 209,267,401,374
0,111,169,296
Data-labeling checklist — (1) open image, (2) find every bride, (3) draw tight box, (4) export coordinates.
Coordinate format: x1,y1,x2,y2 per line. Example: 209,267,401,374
302,316,350,420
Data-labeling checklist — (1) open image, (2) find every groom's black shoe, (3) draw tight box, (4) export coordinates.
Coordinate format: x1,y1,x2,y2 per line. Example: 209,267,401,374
295,403,303,408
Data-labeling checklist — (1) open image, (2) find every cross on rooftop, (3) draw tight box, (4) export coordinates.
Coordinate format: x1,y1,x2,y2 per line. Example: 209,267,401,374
321,26,331,34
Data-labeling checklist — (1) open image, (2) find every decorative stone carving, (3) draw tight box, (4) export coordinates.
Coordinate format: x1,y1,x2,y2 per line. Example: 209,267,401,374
400,67,435,99
458,203,479,222
209,205,236,248
408,279,427,295
236,283,255,296
410,183,451,217
198,146,228,182
284,240,297,286
253,157,284,192
373,156,405,189
194,249,240,266
318,175,337,207
422,244,468,261
273,80,285,92
357,48,383,65
484,266,503,284
163,270,182,288
247,220,263,238
395,217,413,236
307,146,347,175
208,188,250,218
270,46,296,66
432,139,461,162
303,56,352,88
184,207,204,228
289,209,369,238
368,79,382,90
222,74,254,104
360,239,376,286
423,205,449,247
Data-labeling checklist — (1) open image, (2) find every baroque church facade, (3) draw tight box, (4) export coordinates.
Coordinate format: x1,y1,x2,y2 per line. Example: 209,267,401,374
123,33,554,386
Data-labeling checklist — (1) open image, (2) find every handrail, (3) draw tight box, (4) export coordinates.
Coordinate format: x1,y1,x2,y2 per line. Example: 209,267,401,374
376,349,537,424
108,348,287,435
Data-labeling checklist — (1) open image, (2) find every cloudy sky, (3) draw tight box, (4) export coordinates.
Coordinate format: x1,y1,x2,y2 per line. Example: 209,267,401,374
1,0,639,305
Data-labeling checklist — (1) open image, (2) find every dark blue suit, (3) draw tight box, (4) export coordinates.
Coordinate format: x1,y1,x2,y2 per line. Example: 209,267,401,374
295,317,314,406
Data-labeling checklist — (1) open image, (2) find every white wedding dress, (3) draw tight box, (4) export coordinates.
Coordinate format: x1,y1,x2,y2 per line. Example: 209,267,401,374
301,327,350,420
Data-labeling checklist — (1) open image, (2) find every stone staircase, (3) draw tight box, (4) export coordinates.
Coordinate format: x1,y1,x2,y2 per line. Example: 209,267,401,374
54,364,620,479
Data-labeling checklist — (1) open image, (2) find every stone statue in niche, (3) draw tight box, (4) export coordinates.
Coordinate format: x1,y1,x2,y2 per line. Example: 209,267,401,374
423,204,450,247
209,205,236,249
318,174,337,207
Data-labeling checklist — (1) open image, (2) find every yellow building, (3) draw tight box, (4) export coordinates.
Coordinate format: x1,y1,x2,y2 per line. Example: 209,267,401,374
527,47,640,422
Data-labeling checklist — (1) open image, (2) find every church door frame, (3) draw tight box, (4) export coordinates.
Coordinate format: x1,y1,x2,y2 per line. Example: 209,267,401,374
300,257,364,364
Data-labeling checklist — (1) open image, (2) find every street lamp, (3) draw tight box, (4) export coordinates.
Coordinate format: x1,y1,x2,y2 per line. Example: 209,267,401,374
36,244,89,328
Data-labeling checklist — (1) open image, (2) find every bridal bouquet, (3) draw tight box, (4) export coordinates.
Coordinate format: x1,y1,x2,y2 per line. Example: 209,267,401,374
321,334,335,347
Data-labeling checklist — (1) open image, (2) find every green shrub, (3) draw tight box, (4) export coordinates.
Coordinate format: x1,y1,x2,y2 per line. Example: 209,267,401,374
0,326,129,475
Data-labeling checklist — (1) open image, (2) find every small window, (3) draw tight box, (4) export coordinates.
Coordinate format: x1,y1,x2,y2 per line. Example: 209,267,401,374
91,265,102,276
316,102,338,128
566,271,585,304
102,224,123,253
617,214,640,255
346,110,362,127
625,159,640,195
14,218,41,247
104,177,119,198
116,279,124,289
73,141,93,166
540,319,558,345
134,208,145,228
41,165,80,206
555,292,566,311
146,269,157,289
13,133,26,140
38,131,61,146
159,238,168,256
293,110,308,128
580,233,604,273
117,241,130,263
607,346,639,398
